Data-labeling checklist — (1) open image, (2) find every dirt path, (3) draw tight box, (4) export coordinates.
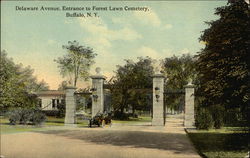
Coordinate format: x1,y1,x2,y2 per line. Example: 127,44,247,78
1,114,200,158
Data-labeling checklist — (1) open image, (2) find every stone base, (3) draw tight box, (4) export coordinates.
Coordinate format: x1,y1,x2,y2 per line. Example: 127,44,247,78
64,123,77,127
152,118,164,126
65,116,75,124
184,119,195,128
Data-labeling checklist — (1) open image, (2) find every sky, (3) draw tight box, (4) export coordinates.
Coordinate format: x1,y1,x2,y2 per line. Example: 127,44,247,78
1,1,227,89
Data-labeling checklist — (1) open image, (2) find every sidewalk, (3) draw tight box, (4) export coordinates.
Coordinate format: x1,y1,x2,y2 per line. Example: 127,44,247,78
1,114,200,158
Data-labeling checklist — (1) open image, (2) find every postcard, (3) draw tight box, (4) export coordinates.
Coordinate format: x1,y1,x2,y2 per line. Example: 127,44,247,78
1,0,249,158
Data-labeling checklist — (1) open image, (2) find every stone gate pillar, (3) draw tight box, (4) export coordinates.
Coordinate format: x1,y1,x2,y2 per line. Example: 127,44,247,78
91,67,105,118
65,86,77,125
184,82,195,128
152,74,165,126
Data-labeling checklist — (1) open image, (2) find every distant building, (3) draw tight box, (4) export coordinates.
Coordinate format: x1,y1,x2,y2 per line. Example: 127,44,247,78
35,90,111,112
35,90,65,110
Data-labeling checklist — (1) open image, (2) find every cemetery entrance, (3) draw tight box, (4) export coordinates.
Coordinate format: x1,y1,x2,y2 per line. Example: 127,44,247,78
164,89,185,115
64,68,195,128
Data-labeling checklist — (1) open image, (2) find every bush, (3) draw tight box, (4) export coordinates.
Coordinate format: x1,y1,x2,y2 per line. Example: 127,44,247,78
128,113,138,118
8,108,31,125
210,105,224,129
224,108,243,126
43,110,59,117
8,109,21,125
57,102,65,118
112,111,129,120
42,102,65,118
19,108,32,124
195,108,214,130
30,110,46,125
8,108,46,125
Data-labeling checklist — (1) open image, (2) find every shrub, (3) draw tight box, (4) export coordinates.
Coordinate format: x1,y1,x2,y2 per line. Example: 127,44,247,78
210,105,224,129
42,102,65,118
30,111,46,125
195,108,214,130
19,108,32,124
112,111,129,120
43,110,59,117
8,109,21,125
128,113,138,118
8,108,31,125
8,108,46,125
224,108,243,126
57,102,65,118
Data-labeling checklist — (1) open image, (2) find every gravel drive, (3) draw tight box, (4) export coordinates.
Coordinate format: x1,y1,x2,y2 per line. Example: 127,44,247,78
1,114,200,158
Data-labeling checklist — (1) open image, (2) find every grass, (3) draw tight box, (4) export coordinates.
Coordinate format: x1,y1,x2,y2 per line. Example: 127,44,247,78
112,116,151,124
187,127,249,158
0,116,151,134
0,116,89,134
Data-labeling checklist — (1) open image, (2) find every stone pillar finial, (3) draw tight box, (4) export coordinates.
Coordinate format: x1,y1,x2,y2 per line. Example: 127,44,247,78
95,67,101,75
152,59,162,75
187,78,193,85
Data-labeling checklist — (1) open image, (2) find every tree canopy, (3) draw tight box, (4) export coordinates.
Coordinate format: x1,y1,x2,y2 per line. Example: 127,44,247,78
57,81,68,90
55,41,97,87
162,54,196,113
0,50,49,112
196,0,250,127
108,57,154,118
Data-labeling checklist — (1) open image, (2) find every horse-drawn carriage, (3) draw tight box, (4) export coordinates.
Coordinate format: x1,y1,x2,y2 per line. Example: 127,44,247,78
88,112,112,127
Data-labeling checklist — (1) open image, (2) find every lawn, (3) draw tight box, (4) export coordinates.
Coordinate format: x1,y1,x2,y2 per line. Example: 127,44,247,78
0,116,151,134
0,116,89,134
112,116,151,124
187,127,249,158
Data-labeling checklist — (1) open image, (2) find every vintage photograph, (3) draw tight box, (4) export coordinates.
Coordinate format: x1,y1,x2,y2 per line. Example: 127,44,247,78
1,0,249,158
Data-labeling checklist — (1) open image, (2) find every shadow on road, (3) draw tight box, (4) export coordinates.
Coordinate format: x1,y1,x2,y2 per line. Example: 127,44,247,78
38,129,194,154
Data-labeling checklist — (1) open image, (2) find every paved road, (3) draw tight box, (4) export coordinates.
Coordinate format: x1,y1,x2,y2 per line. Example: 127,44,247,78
1,114,200,158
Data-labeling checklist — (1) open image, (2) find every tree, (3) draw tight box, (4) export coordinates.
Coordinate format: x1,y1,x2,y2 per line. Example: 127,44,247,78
55,41,97,87
57,81,68,90
0,50,49,112
196,0,250,128
162,54,197,113
109,57,154,119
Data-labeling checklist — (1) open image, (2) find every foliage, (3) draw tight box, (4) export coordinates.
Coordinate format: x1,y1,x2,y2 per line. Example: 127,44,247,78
8,108,46,125
56,101,66,118
162,54,196,112
43,110,60,117
210,105,224,129
30,110,47,125
108,57,154,118
196,0,250,128
75,88,92,111
57,81,68,90
54,41,97,87
8,109,21,125
224,108,244,126
0,51,49,112
195,108,214,130
112,111,130,120
42,101,66,118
